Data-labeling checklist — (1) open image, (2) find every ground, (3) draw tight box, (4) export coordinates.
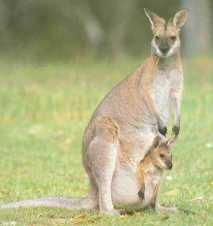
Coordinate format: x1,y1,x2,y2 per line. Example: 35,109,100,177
0,58,212,225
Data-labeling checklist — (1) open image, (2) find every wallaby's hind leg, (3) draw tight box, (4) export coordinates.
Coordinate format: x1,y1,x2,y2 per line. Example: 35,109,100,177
86,117,119,215
87,137,118,215
85,173,99,210
82,155,99,210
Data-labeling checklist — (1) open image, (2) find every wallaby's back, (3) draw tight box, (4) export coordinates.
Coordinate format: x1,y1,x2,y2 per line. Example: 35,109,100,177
83,56,159,154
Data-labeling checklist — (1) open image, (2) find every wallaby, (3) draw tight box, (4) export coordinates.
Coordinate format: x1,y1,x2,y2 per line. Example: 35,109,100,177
137,135,177,212
0,9,187,215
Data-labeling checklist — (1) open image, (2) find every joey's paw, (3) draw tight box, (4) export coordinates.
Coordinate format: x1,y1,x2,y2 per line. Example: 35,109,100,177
159,127,167,136
138,190,144,200
172,125,180,136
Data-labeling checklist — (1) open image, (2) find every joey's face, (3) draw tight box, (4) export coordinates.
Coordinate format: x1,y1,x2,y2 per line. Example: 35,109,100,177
149,135,176,170
153,145,173,170
144,8,188,58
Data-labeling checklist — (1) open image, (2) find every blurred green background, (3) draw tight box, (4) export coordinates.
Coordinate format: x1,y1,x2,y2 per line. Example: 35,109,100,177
0,0,212,62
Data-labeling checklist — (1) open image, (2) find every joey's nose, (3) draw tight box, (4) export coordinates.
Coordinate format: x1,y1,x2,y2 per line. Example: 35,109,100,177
166,160,173,169
168,162,173,169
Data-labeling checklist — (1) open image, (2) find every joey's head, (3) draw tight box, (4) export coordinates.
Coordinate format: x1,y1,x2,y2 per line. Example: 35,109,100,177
149,135,177,170
144,8,188,58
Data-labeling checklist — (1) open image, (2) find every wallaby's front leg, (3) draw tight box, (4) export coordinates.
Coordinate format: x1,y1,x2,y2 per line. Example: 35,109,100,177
170,90,181,136
157,117,167,136
143,91,167,136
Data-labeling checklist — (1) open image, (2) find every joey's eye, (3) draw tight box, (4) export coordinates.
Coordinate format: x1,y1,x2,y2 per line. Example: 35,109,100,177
160,154,164,158
170,36,176,41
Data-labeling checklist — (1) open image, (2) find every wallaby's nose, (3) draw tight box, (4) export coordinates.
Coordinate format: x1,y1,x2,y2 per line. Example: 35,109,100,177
159,39,170,55
160,47,169,55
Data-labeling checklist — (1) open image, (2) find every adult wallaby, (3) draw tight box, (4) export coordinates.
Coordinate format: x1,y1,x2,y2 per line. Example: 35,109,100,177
0,9,187,215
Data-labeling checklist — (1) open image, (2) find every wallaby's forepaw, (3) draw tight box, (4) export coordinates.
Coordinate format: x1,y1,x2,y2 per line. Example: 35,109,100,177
172,125,180,136
159,127,167,136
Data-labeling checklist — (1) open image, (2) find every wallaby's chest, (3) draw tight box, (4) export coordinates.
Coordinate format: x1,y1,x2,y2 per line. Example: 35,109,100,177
152,69,180,122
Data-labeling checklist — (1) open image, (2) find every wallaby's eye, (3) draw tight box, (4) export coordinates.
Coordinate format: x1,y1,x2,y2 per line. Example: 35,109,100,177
155,35,160,41
170,36,176,41
160,154,165,158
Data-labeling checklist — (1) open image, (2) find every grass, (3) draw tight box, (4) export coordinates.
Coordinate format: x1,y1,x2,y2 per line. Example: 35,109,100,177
0,58,212,225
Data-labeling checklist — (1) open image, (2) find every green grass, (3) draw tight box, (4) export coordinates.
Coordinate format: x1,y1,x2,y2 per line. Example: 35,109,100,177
0,58,212,225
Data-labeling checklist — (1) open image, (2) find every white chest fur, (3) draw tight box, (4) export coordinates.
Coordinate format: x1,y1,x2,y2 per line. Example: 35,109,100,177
152,69,182,124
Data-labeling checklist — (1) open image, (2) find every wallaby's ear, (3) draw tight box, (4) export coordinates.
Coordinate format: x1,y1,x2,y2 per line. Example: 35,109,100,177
144,8,165,31
173,9,188,29
166,136,177,149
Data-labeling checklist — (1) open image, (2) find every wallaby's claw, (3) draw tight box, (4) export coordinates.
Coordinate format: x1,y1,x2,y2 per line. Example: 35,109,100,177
172,125,180,136
159,127,167,136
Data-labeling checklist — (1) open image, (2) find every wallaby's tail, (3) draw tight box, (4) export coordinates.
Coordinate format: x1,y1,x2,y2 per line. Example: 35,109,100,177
0,197,96,210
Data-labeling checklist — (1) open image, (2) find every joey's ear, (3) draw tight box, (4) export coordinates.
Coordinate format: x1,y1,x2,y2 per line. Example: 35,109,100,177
152,135,161,149
173,9,188,29
144,8,165,31
166,136,177,149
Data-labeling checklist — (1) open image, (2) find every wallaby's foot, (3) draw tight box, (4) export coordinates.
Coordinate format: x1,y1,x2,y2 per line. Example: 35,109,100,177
159,127,167,136
155,204,177,213
172,125,180,136
100,209,120,216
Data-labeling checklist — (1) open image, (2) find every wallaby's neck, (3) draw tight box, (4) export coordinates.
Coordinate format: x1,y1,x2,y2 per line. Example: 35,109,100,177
152,52,182,71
